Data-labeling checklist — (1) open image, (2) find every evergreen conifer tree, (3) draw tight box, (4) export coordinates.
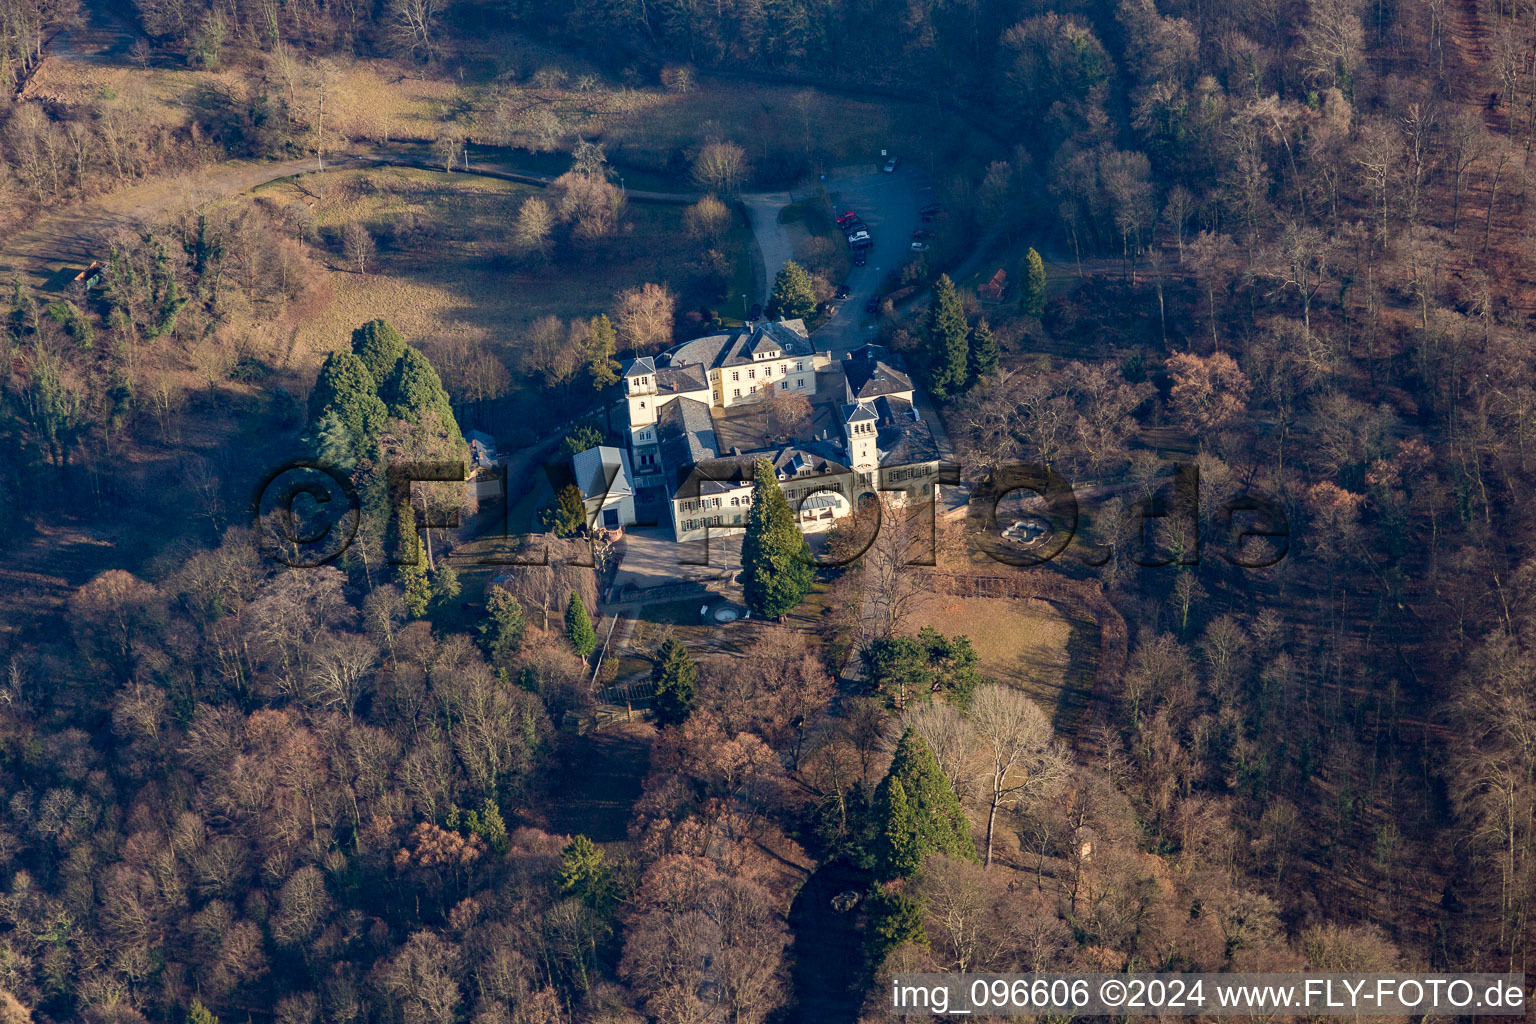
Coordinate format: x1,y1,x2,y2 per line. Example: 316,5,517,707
1022,248,1047,316
925,275,969,399
586,314,620,387
481,587,527,663
767,260,817,320
314,410,357,470
652,637,698,727
188,1000,220,1024
566,591,596,658
558,835,614,907
540,484,588,537
429,561,461,625
968,317,999,381
871,728,976,878
309,350,387,458
350,318,408,382
741,457,813,618
866,890,927,967
381,347,463,445
395,502,432,617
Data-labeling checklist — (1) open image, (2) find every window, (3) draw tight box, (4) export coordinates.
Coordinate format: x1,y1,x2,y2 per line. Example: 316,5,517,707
796,378,805,387
639,400,646,409
733,514,742,523
796,361,804,371
730,497,739,506
764,365,772,377
732,371,740,381
713,498,722,508
748,369,756,379
780,381,789,390
733,389,741,398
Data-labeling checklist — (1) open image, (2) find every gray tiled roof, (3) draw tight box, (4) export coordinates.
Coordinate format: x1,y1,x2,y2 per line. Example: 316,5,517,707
672,441,851,500
655,363,709,395
844,344,914,401
663,320,812,371
657,397,720,486
571,446,634,502
873,395,941,465
621,356,656,376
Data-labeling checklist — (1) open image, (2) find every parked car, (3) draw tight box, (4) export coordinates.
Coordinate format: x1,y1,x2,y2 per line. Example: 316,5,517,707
883,156,899,173
866,296,881,314
837,210,859,225
842,218,866,233
847,231,871,246
910,241,930,253
747,303,763,319
836,284,852,299
912,228,933,239
853,251,867,266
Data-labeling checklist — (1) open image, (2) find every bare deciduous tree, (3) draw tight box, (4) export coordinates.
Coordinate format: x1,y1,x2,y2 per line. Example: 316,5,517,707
969,685,1070,866
613,282,677,354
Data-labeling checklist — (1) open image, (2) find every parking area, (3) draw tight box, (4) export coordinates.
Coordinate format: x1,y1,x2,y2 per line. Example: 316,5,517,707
741,164,932,355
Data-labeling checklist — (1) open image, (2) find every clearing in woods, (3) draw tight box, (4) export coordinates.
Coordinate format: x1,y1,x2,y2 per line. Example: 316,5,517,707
243,166,758,365
903,592,1096,732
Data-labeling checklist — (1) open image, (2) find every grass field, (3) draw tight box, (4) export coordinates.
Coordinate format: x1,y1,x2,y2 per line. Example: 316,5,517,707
904,592,1096,731
239,165,755,365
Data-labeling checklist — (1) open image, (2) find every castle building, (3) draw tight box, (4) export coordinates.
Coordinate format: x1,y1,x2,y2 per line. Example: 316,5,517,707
594,319,946,541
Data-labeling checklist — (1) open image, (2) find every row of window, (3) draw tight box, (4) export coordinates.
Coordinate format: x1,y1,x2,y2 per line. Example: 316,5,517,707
728,378,805,400
679,494,748,512
730,362,804,382
682,514,745,530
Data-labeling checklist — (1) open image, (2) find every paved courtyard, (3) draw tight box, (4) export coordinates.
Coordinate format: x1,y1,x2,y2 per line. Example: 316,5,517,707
613,526,744,590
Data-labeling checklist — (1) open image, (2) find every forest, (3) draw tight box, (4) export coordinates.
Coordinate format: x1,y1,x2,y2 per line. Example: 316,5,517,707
3,0,1536,1017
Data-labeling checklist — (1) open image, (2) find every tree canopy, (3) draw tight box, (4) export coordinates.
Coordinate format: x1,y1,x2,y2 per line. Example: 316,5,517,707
767,260,817,320
351,318,408,382
872,727,977,879
308,350,388,459
741,457,813,619
652,637,698,727
381,346,463,446
925,275,969,399
566,590,597,658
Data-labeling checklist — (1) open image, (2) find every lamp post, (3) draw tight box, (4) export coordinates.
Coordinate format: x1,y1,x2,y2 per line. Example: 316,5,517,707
742,293,747,319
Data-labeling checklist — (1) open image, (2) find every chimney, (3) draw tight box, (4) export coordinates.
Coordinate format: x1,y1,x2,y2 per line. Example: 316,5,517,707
731,446,741,456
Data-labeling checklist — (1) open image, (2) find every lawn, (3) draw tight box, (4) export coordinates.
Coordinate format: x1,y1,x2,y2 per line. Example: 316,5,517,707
903,592,1096,732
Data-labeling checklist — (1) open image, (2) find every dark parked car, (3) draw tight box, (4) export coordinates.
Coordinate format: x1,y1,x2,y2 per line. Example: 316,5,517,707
747,303,763,320
836,285,851,299
866,296,880,314
912,228,933,239
853,251,867,266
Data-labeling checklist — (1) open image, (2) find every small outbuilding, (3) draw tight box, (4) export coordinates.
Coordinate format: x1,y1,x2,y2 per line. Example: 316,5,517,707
572,445,637,530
